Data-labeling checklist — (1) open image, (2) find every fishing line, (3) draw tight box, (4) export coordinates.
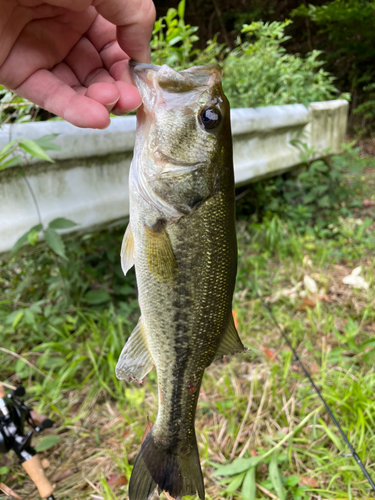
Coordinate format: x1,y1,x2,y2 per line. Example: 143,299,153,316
254,287,375,493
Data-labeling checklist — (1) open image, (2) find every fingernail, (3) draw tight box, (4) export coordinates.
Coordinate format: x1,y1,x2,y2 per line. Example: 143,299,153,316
105,96,120,107
129,101,143,112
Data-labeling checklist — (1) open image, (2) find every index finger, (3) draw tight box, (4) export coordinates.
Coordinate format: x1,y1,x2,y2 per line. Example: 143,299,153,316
94,0,156,63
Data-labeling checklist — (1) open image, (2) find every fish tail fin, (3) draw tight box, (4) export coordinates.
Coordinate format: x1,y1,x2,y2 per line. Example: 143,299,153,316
129,431,204,500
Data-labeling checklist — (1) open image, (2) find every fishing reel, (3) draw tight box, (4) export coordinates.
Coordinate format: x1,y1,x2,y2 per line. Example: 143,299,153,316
0,383,56,499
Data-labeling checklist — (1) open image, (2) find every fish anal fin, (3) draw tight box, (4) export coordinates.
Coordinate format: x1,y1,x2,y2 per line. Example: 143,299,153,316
144,222,178,283
142,417,154,444
115,317,154,381
121,223,135,276
213,315,245,361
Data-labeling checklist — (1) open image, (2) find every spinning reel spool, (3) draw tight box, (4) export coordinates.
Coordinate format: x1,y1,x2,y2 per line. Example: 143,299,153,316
0,383,56,500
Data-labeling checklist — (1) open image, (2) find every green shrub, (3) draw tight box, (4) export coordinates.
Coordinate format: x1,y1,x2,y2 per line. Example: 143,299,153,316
220,21,346,108
152,4,346,108
1,1,345,125
292,0,375,134
0,85,40,125
235,142,370,238
151,0,199,68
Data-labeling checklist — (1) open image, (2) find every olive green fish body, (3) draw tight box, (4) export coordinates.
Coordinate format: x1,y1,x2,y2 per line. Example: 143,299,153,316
117,62,244,500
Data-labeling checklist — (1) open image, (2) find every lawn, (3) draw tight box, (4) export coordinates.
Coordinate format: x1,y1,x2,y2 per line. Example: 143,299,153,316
0,145,375,500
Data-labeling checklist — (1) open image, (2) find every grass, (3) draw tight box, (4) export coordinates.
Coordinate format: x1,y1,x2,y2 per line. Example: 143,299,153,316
0,150,375,500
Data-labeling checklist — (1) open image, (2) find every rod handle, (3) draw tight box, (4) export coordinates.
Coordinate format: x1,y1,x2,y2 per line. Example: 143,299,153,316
22,455,54,498
0,383,6,398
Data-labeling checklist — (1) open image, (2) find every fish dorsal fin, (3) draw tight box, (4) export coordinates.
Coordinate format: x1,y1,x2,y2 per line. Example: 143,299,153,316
116,318,154,381
213,315,245,361
121,223,135,276
144,223,178,283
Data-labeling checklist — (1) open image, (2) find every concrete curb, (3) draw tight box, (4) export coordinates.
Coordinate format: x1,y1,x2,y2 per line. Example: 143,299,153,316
0,100,348,253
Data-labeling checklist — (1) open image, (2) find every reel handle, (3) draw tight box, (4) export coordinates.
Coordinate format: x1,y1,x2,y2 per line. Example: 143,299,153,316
0,382,55,498
0,383,6,398
22,455,54,498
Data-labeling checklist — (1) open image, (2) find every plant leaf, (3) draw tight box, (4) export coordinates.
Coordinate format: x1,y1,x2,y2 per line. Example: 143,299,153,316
224,471,246,493
0,155,21,170
213,457,261,477
11,224,43,254
33,134,60,151
18,139,54,162
177,0,185,19
0,140,17,157
35,435,61,452
241,467,256,500
269,453,286,500
84,290,112,305
27,229,39,245
43,228,66,259
48,217,77,230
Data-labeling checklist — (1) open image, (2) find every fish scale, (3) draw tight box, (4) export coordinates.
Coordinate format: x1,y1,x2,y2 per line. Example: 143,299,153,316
116,62,245,500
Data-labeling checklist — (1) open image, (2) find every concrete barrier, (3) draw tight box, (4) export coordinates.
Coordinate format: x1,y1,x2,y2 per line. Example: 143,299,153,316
0,100,348,254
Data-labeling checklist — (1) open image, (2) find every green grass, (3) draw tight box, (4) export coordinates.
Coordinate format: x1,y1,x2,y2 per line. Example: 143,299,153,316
0,154,375,500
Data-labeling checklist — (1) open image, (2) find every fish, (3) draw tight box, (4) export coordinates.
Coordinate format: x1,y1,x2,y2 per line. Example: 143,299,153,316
116,61,244,500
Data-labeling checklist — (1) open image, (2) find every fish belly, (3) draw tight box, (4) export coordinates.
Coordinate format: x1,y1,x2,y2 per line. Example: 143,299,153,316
133,190,237,451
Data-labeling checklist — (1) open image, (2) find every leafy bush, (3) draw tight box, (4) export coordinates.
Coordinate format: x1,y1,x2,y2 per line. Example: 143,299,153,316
0,1,344,126
292,0,375,133
219,21,346,108
353,83,375,136
235,142,369,238
0,85,41,125
151,0,199,68
152,4,345,109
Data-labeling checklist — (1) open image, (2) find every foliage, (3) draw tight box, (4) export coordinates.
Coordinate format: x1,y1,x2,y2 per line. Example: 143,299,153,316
354,83,375,136
292,0,375,133
0,134,59,170
219,21,347,108
1,153,375,498
151,0,199,68
0,85,41,125
214,450,310,500
235,141,371,238
0,225,138,407
151,3,344,108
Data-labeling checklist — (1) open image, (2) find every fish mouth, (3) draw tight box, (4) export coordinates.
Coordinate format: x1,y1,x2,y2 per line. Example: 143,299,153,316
130,60,222,93
156,150,206,174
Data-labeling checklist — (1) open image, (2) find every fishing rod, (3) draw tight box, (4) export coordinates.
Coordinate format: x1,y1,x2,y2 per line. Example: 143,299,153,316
255,288,375,494
0,383,57,499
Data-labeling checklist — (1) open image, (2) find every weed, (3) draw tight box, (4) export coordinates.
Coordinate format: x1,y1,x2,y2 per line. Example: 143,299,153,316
1,154,374,499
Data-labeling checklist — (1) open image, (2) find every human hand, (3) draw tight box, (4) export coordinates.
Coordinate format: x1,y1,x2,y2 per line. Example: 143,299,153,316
0,0,155,128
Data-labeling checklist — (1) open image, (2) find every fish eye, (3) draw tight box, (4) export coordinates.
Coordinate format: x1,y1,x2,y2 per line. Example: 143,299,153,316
199,107,221,130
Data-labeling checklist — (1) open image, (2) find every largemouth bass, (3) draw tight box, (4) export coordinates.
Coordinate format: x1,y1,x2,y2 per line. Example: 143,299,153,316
117,61,244,500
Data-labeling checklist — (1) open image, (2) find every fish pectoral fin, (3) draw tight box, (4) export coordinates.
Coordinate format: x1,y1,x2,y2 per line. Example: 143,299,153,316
213,315,245,361
121,223,135,276
145,223,178,283
115,317,154,381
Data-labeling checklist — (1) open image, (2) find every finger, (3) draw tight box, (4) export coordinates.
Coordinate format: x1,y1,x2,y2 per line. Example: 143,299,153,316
85,82,119,111
112,80,141,114
37,0,92,12
86,20,134,85
109,59,133,86
52,61,134,114
94,0,156,63
64,35,115,87
51,61,81,88
14,69,111,129
85,13,117,54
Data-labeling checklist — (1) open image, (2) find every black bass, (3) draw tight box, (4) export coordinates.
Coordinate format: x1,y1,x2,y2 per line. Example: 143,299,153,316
117,61,244,500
